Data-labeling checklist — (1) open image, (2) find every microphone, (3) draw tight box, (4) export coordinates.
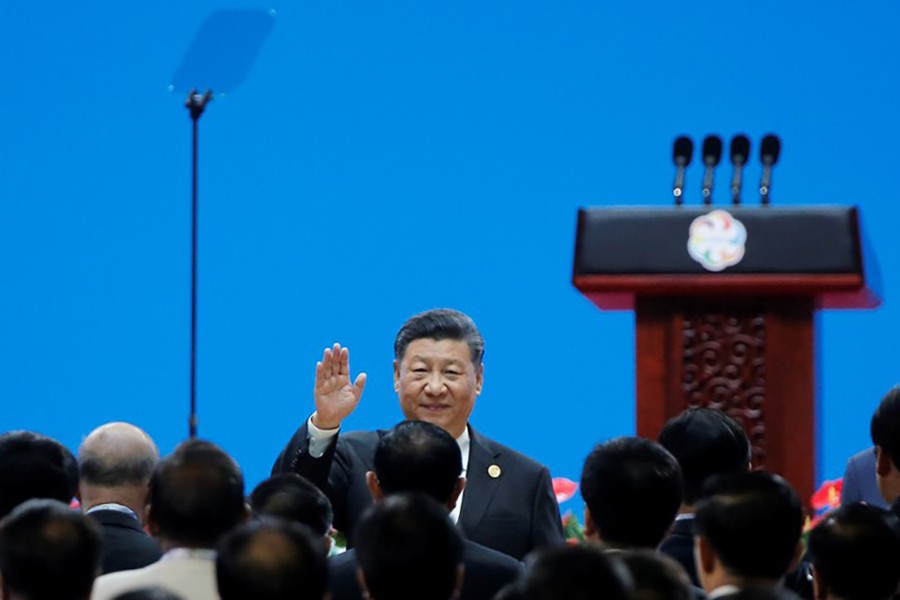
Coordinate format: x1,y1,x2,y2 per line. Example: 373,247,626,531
672,136,693,205
729,134,751,205
759,134,781,205
701,135,723,205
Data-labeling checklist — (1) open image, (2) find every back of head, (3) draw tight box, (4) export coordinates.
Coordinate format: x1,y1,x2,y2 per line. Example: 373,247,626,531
694,471,803,581
374,420,462,503
249,474,333,536
148,439,245,548
658,408,751,505
78,422,159,488
620,550,693,600
355,493,464,600
216,518,329,600
0,431,78,518
522,545,634,600
581,436,683,548
807,503,900,600
870,385,900,469
111,588,185,600
394,308,484,364
0,498,102,600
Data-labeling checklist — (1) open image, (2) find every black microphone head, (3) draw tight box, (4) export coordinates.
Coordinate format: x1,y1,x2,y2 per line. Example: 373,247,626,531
760,134,781,166
673,136,694,167
730,134,751,166
702,135,723,167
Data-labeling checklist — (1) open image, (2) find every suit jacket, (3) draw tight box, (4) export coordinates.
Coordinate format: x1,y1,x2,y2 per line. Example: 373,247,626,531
88,509,162,575
273,423,564,560
841,447,887,508
91,550,217,600
659,516,699,587
329,540,524,600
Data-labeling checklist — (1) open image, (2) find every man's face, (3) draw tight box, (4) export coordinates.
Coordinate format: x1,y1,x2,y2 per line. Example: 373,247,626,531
394,338,483,439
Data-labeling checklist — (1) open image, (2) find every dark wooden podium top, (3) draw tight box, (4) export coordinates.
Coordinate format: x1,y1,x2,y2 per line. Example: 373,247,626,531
572,206,880,310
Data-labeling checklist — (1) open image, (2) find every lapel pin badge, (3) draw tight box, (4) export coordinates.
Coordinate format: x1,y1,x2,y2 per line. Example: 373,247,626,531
488,464,502,479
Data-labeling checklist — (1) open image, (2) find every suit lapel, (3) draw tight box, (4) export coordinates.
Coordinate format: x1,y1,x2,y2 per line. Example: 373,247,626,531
459,426,502,537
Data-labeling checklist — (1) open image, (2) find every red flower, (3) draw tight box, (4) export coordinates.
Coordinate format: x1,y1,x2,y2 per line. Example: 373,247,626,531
811,479,842,511
553,477,578,504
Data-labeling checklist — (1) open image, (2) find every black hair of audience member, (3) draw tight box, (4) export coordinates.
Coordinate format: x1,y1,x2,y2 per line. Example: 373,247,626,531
111,588,185,600
373,420,462,503
394,308,485,364
620,549,694,600
216,518,329,600
806,503,900,600
250,473,333,536
0,430,79,518
355,493,464,600
0,498,102,600
581,436,683,548
521,544,634,600
870,385,900,468
147,439,245,548
694,471,803,581
658,407,751,505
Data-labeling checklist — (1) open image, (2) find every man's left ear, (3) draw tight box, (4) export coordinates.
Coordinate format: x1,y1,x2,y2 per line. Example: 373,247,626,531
475,363,484,395
145,505,159,537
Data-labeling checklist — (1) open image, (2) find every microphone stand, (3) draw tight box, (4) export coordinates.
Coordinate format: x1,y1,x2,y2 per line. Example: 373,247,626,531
185,89,213,439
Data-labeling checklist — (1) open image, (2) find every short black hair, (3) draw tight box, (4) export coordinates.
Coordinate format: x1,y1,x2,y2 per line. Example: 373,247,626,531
694,471,803,581
0,498,102,600
807,503,900,600
394,309,484,364
581,436,683,548
355,493,464,600
374,420,462,503
0,431,79,518
249,474,333,536
216,518,329,600
658,408,751,505
522,545,633,600
870,385,900,468
111,588,185,600
619,550,693,600
148,439,245,547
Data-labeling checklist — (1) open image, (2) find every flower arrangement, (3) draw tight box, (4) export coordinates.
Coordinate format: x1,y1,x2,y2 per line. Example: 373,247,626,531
553,477,585,543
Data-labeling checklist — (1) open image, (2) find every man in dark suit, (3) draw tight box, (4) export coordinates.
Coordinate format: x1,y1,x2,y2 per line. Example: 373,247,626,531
273,309,563,560
840,447,887,508
657,408,751,586
78,422,163,574
328,420,523,600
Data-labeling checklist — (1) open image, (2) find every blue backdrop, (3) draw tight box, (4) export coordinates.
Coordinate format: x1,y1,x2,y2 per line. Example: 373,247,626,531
2,2,898,507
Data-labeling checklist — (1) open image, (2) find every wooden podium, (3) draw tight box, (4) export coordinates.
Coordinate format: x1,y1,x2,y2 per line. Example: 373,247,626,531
572,206,880,503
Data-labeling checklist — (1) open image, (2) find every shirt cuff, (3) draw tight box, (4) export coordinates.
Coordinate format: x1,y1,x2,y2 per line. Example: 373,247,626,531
307,414,339,458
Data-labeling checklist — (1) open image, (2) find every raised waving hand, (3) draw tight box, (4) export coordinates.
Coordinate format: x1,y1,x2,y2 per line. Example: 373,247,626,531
311,343,367,430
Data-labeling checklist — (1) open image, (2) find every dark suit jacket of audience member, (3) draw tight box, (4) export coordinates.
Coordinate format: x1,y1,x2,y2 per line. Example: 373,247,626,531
841,447,887,508
88,509,162,574
329,540,523,600
660,516,699,587
273,423,563,560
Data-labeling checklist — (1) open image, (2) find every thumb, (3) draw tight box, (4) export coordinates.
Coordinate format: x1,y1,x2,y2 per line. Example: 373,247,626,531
353,372,367,400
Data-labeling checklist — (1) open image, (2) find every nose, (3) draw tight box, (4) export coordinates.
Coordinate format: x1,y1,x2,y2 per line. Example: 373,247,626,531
424,371,445,395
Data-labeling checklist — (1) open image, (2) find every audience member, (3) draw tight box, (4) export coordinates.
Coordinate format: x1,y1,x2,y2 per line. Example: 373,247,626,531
806,503,900,600
519,544,634,600
0,498,102,600
657,408,751,585
111,589,185,600
840,447,887,508
620,550,695,600
216,518,329,600
0,430,78,518
580,436,682,549
272,308,564,559
249,473,333,537
91,439,247,600
870,385,900,515
78,422,163,573
355,493,464,600
330,420,523,600
694,472,804,595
